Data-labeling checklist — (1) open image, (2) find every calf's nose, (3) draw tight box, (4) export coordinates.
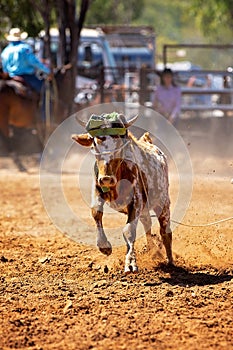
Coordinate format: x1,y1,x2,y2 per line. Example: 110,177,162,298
99,176,116,187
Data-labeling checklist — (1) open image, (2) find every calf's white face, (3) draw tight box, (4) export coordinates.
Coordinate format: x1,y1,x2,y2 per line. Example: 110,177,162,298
93,135,125,188
71,133,126,189
72,114,138,190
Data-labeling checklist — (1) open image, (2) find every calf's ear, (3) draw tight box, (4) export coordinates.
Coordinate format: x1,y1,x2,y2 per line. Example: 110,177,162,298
72,133,93,147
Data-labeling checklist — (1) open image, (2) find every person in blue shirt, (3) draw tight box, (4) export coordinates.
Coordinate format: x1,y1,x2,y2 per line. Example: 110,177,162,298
1,28,51,94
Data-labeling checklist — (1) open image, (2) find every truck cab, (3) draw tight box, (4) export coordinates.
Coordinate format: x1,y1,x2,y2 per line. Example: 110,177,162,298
37,27,118,89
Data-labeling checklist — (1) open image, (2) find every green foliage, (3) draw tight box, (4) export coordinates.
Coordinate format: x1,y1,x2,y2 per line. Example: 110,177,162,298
132,0,203,58
0,0,44,38
1,0,232,51
85,0,144,25
134,0,187,40
189,0,233,41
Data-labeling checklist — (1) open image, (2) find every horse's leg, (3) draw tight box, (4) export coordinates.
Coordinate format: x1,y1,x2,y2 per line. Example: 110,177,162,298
8,126,27,172
0,131,10,155
0,109,26,171
9,95,40,172
10,148,27,172
0,107,11,154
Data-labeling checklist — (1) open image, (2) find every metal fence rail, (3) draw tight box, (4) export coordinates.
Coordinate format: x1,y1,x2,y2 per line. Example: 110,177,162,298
77,66,233,116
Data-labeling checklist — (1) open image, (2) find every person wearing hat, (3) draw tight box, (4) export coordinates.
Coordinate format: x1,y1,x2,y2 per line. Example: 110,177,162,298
1,28,51,93
152,68,181,125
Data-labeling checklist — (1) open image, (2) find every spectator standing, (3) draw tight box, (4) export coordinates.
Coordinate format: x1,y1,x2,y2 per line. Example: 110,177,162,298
152,68,181,125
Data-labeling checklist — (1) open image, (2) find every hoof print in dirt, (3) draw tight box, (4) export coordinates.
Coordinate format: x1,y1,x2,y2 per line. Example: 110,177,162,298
0,256,8,263
39,256,51,264
63,300,73,314
104,265,109,273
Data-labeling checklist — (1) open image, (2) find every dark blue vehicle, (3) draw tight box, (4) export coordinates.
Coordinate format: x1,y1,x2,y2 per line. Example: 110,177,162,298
96,25,156,70
111,47,154,69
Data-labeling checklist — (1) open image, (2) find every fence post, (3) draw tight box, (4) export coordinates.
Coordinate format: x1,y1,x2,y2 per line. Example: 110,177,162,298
99,67,105,103
139,67,147,105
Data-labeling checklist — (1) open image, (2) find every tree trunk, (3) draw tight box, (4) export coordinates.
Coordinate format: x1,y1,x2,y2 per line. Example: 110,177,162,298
43,0,52,64
31,0,90,116
56,0,67,67
30,0,52,64
65,0,90,115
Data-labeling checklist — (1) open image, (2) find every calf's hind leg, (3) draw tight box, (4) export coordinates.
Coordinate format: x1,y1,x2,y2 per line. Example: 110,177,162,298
154,204,173,265
140,210,154,251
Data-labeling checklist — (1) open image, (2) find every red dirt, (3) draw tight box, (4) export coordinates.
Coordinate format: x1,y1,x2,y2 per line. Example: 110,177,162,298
0,156,232,350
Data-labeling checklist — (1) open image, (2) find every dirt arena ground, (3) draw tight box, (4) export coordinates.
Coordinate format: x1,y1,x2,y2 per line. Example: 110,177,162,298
0,150,232,350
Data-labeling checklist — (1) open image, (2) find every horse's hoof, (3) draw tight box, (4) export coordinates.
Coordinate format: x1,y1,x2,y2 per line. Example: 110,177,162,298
19,165,27,172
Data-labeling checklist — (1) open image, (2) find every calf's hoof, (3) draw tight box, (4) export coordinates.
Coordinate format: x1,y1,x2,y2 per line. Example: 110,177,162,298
124,266,132,274
167,258,174,267
98,241,112,256
124,265,138,274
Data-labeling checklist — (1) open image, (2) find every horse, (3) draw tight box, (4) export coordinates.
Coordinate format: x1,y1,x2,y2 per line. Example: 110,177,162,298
0,66,71,170
0,80,40,132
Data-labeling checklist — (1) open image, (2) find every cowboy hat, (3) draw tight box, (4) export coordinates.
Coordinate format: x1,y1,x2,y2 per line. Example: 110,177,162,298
5,28,28,42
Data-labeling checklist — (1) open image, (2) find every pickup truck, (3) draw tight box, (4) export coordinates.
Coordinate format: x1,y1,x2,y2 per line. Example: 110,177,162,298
37,27,119,92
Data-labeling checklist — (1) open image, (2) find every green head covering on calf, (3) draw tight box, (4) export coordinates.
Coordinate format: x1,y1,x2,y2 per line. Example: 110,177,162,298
86,112,127,137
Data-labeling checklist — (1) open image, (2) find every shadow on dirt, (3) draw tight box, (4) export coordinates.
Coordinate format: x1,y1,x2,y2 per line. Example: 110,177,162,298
156,263,233,287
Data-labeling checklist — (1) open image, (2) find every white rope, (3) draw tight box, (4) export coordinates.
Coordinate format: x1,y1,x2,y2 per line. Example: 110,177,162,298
170,216,233,227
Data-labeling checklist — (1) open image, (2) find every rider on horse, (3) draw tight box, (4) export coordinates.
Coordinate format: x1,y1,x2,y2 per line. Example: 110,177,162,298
1,28,51,94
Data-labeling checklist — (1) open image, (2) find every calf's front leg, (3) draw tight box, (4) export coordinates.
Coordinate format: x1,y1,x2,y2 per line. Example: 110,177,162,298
123,207,139,273
91,195,112,256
